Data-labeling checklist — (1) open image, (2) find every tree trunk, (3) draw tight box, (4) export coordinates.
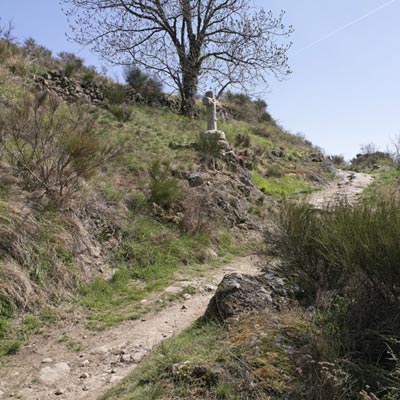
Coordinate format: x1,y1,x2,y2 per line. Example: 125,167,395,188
180,68,199,118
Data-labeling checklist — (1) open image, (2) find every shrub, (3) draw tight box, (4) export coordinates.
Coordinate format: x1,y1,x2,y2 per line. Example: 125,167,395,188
222,92,273,123
23,37,52,66
0,92,116,204
0,19,17,61
270,199,400,396
198,134,222,169
104,83,129,105
181,192,213,235
329,154,347,168
57,51,83,77
124,66,163,104
107,104,133,122
149,161,183,208
80,66,97,84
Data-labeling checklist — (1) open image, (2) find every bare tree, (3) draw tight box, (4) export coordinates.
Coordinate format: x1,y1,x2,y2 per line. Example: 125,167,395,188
62,0,293,117
388,134,400,171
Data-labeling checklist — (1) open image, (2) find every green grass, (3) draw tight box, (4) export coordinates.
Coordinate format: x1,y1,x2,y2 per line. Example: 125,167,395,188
252,172,314,197
79,216,233,330
101,311,310,400
100,321,228,400
362,167,399,203
270,198,400,396
0,304,59,358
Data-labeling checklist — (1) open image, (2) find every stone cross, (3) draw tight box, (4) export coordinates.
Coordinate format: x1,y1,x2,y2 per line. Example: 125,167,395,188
202,91,218,131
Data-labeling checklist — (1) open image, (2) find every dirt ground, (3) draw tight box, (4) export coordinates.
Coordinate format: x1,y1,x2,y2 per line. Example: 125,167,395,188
308,170,373,208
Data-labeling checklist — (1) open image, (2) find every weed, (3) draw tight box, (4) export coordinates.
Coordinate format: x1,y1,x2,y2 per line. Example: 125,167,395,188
149,161,183,208
107,104,133,122
104,83,129,104
58,334,84,352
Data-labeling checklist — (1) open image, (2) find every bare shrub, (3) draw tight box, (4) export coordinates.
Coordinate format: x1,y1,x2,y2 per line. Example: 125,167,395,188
0,18,17,60
0,92,116,204
181,192,213,235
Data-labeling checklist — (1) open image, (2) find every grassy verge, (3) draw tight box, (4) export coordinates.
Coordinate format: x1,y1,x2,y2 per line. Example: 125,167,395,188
252,172,314,198
0,307,58,357
79,216,238,330
270,198,400,397
101,311,312,400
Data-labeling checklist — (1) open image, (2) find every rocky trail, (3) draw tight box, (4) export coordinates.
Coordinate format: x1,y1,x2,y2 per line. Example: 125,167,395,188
0,257,262,400
309,169,373,208
0,170,373,400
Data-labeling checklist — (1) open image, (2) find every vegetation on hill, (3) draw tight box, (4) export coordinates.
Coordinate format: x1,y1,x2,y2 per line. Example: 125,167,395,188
0,33,331,363
4,20,400,400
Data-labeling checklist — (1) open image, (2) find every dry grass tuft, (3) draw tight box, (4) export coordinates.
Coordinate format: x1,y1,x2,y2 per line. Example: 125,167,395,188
0,260,37,309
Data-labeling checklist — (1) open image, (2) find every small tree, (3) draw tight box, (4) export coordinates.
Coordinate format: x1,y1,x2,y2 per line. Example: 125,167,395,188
62,0,293,117
124,66,163,103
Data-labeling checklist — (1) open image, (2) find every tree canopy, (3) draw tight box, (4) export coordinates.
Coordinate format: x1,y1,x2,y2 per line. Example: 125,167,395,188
62,0,293,116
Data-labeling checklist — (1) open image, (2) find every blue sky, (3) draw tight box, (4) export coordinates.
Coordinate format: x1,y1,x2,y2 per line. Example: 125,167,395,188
2,0,399,159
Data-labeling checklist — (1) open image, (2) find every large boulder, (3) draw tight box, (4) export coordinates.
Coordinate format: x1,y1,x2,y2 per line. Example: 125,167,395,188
204,272,290,322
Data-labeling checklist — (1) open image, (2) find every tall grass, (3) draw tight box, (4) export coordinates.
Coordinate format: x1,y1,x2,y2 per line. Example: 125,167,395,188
270,199,400,397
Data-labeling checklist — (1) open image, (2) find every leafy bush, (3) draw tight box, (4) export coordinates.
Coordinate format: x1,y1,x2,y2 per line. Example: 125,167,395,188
149,161,183,208
329,154,347,168
23,37,52,64
107,104,133,122
124,66,163,104
198,134,222,169
222,92,273,123
0,92,115,204
81,66,97,84
57,51,83,77
271,199,400,396
104,83,129,105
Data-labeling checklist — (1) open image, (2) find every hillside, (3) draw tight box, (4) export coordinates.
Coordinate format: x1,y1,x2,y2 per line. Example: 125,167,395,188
0,36,334,368
3,30,400,400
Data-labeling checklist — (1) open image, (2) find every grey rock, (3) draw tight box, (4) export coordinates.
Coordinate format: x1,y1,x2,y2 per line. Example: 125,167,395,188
204,272,290,322
80,359,90,367
40,363,70,385
188,173,203,187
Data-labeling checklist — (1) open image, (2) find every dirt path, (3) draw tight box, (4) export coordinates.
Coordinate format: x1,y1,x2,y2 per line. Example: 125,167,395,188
0,256,262,400
309,169,373,208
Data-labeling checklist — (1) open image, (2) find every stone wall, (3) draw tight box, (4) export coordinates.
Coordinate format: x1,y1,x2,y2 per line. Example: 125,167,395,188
35,71,105,104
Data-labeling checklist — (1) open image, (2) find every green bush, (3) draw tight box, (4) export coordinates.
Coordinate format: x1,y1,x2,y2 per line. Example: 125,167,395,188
271,199,400,396
104,83,129,105
124,66,163,104
329,154,347,168
0,92,115,203
107,104,133,122
57,51,83,77
149,161,183,208
222,92,273,123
